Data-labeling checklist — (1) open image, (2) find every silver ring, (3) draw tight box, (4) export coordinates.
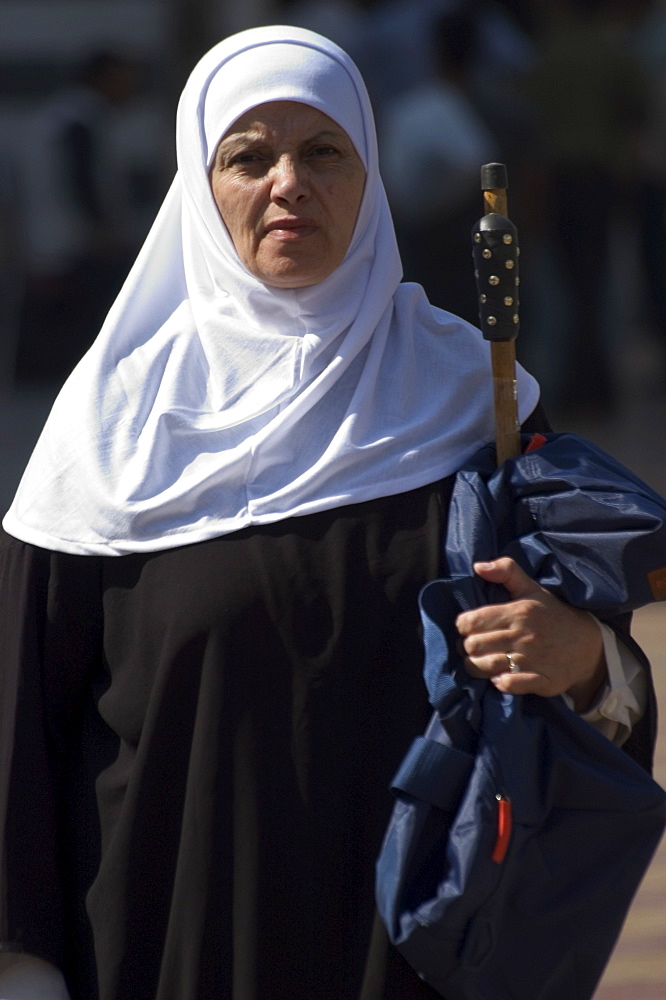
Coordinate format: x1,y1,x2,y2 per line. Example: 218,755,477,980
506,653,521,674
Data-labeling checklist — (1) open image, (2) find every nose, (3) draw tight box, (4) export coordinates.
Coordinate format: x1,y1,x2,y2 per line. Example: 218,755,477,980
269,155,309,203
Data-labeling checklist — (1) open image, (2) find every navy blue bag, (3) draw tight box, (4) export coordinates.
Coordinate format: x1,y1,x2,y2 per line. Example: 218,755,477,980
375,433,666,1000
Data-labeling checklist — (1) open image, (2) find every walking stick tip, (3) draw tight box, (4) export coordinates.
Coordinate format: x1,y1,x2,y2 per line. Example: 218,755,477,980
481,163,508,191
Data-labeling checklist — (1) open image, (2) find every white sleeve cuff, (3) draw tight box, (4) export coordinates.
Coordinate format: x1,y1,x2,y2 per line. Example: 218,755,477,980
562,618,648,746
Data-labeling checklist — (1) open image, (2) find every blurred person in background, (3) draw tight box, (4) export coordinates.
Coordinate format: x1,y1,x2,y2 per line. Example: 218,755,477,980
529,0,650,417
0,142,23,397
379,7,500,322
630,0,666,382
15,50,149,384
362,0,535,110
379,2,536,325
274,0,371,65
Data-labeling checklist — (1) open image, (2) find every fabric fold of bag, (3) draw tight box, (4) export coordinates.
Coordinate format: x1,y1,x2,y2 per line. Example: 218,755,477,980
375,433,666,1000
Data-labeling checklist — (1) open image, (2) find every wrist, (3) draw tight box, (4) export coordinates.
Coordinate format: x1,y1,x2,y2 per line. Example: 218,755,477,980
566,619,607,713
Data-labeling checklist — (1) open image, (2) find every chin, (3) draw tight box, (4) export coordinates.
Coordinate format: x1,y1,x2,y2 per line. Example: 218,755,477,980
251,249,339,289
264,274,324,289
255,264,328,289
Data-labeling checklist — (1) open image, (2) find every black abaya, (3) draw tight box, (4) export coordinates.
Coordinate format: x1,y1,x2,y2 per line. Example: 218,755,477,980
1,478,458,1000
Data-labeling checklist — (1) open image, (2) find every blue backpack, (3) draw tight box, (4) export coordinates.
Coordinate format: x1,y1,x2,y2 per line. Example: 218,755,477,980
375,434,666,1000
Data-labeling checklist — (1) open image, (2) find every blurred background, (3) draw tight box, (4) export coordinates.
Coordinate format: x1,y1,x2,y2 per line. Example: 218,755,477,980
0,1,665,996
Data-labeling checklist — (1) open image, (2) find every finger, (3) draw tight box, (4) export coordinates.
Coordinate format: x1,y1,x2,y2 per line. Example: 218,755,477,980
456,559,548,636
490,670,552,697
473,558,546,602
464,657,548,698
463,648,523,678
461,630,515,660
457,603,527,637
464,650,557,697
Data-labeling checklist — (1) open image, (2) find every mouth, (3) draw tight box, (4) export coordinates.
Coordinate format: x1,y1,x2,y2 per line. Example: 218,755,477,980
264,217,318,239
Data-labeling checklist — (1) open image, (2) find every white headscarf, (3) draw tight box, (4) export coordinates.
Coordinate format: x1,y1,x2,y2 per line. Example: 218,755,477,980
4,25,539,556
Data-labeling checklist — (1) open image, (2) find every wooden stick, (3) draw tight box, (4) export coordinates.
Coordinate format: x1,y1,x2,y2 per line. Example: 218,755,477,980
483,186,508,218
490,341,520,465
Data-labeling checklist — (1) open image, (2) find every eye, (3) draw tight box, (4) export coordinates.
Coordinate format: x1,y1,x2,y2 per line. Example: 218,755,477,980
231,151,264,165
308,144,338,158
223,151,267,172
216,146,269,172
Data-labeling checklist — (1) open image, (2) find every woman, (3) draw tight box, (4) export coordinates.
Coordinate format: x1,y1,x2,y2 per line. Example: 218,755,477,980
0,25,650,1000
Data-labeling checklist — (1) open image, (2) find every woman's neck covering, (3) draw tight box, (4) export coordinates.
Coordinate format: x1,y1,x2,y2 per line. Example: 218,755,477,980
4,25,539,555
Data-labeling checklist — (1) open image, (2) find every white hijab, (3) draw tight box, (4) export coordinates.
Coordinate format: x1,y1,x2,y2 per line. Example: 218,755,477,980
4,25,539,556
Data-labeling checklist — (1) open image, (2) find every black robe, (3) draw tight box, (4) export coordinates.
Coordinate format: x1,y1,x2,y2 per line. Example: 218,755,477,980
0,426,656,1000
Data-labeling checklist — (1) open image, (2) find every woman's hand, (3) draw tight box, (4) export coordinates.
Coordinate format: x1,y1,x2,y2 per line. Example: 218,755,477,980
455,557,607,713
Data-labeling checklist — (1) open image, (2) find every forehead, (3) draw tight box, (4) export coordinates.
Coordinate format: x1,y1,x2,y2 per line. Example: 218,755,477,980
221,100,353,146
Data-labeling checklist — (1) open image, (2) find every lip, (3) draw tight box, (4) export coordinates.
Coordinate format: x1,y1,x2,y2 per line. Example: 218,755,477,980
264,217,318,237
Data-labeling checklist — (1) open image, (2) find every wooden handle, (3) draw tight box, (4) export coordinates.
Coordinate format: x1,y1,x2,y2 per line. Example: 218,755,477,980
483,187,508,218
491,341,520,464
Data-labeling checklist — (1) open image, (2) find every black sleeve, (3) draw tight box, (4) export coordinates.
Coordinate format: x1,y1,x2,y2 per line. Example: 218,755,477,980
0,530,105,971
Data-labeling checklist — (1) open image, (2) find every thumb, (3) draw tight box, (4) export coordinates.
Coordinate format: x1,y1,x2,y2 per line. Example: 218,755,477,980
473,557,543,601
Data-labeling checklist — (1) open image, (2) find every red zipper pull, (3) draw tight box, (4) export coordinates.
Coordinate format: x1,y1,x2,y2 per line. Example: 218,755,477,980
524,432,547,453
492,795,512,863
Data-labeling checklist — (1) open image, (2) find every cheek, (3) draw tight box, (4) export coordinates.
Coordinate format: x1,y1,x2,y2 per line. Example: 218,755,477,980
339,177,365,245
211,178,256,244
210,174,225,217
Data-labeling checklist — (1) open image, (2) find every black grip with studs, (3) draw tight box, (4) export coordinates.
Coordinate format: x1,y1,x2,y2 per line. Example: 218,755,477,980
471,212,519,342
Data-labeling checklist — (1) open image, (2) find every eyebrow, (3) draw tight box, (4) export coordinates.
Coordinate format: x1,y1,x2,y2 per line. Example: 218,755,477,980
215,127,351,157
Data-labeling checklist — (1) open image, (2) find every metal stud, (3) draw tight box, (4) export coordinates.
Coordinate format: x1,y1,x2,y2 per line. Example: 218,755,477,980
505,259,515,270
489,275,500,286
480,294,487,303
517,247,521,256
513,314,519,323
474,232,482,243
515,277,520,286
487,316,497,326
503,234,513,245
504,296,514,306
474,269,480,279
482,248,492,259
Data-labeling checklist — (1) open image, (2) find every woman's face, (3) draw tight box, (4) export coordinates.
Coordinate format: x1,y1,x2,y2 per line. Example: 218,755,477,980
210,101,366,288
